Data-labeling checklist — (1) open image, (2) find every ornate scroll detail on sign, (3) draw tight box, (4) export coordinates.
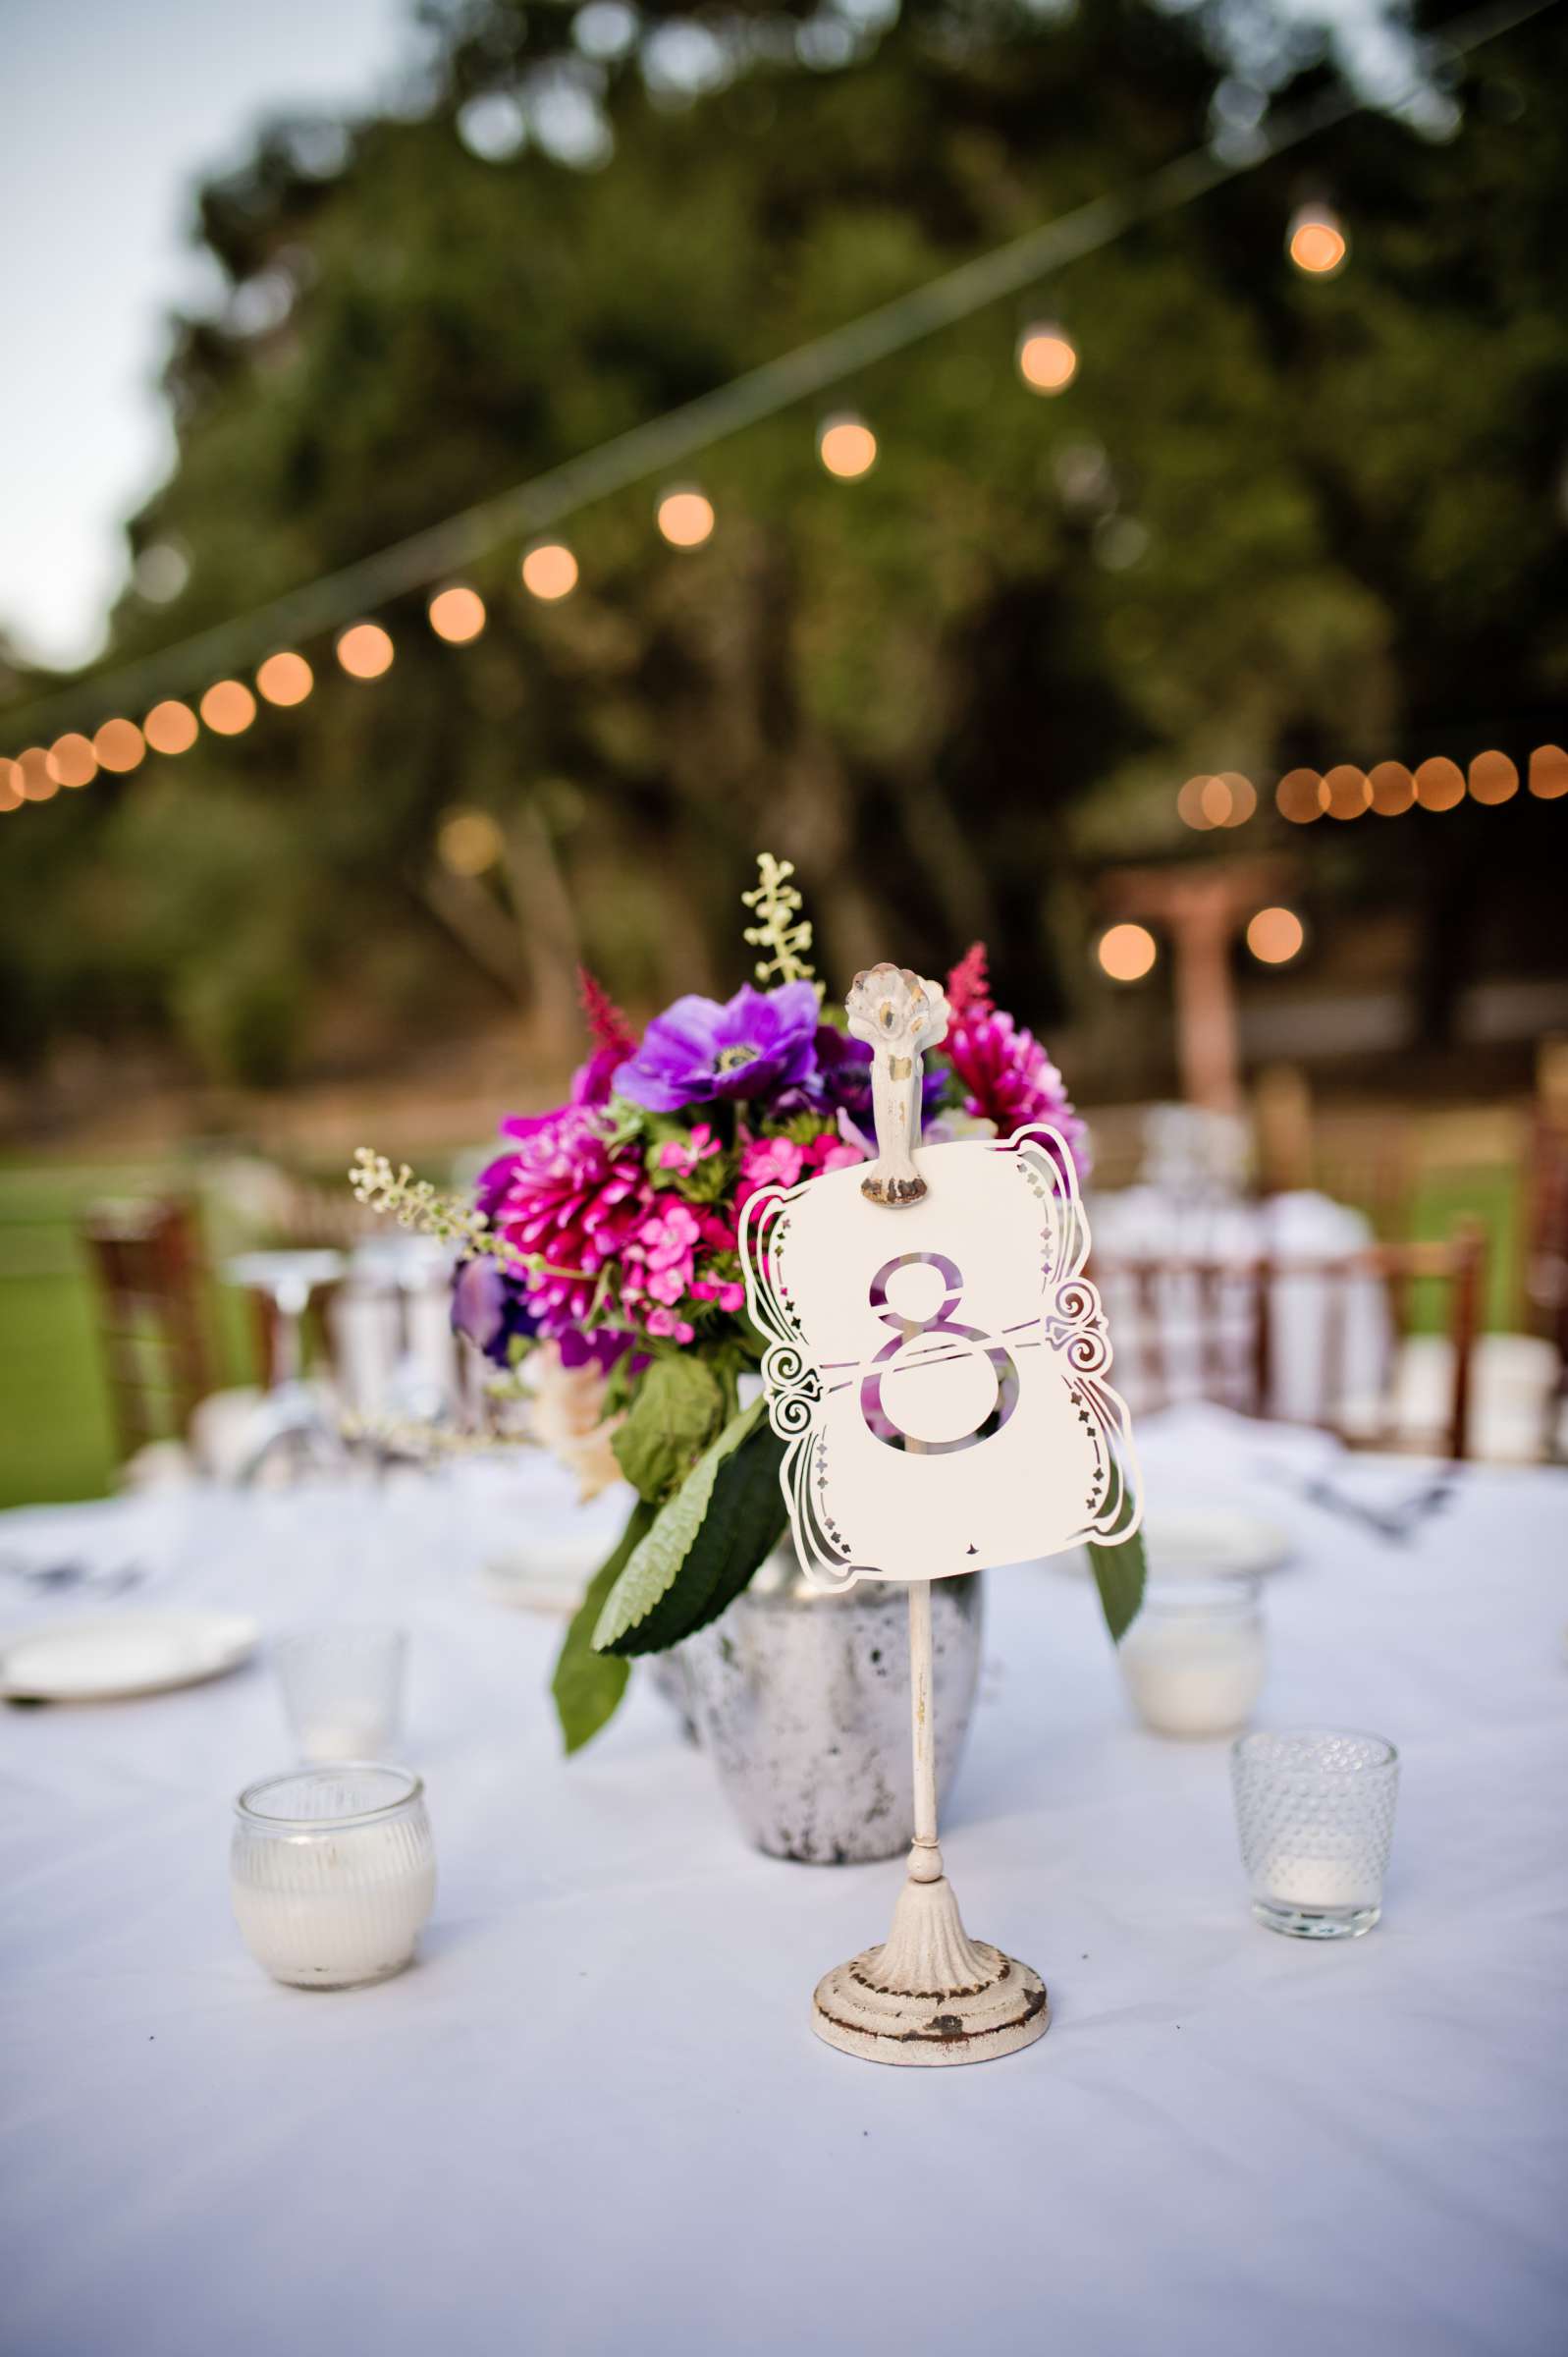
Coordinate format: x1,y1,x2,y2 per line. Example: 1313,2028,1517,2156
738,1123,1140,1590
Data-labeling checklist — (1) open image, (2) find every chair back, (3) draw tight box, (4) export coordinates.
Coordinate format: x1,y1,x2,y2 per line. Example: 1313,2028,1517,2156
81,1198,215,1461
1091,1225,1486,1460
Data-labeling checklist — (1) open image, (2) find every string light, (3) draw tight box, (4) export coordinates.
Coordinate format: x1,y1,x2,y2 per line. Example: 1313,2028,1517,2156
1176,774,1216,830
144,700,198,755
1098,922,1158,982
817,412,878,479
1414,756,1465,811
1287,202,1348,277
92,719,144,773
1323,764,1370,820
1017,321,1077,393
1276,768,1326,823
0,762,22,812
1368,760,1415,815
521,541,578,601
337,622,395,680
18,748,59,801
1247,905,1305,964
256,651,313,706
428,586,487,643
47,733,97,789
656,487,715,548
199,680,257,736
1468,749,1517,804
1530,744,1568,799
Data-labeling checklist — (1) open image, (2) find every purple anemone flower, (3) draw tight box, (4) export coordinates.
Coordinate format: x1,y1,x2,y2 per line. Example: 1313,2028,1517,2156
615,982,821,1113
451,1256,538,1368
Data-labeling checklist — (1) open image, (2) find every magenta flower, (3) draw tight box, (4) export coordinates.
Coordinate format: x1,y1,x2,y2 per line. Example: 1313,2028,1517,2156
479,1106,656,1341
656,1123,722,1175
616,983,820,1112
944,1009,1092,1180
739,1135,805,1194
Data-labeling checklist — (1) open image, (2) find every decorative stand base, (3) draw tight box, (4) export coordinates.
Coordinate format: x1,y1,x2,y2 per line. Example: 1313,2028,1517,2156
811,1870,1049,2067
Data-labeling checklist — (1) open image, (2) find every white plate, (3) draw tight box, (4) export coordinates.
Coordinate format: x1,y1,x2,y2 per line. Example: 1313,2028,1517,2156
0,1611,259,1702
1142,1507,1291,1579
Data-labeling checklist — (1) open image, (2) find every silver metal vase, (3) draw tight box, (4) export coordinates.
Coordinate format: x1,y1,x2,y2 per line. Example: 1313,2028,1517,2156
675,1548,984,1864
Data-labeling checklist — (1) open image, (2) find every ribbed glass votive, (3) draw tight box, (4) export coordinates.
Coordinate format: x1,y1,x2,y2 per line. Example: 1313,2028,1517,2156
231,1765,435,1990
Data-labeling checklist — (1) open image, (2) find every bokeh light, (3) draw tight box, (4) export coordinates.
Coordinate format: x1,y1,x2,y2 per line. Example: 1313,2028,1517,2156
656,487,715,548
1368,760,1415,815
47,734,97,789
256,651,314,706
438,807,506,875
337,622,395,679
93,719,145,773
521,541,579,600
1275,768,1326,823
1415,756,1465,811
1200,770,1256,827
1323,764,1370,820
199,680,257,736
1017,322,1078,393
817,413,878,479
1176,774,1216,830
1247,905,1305,964
144,700,199,755
1529,743,1568,799
1468,748,1517,804
17,748,59,801
0,762,22,812
428,586,487,643
1287,204,1348,277
1098,922,1158,982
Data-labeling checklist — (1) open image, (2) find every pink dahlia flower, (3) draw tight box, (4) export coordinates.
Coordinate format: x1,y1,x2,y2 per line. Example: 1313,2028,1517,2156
943,1009,1092,1181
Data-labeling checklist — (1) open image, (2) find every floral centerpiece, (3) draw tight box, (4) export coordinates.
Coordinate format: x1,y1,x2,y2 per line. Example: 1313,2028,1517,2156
352,856,1136,1751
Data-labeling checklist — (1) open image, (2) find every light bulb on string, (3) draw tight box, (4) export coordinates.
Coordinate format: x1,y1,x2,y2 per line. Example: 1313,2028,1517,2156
144,700,199,755
337,622,395,679
256,652,313,706
47,734,97,789
1097,923,1158,982
1287,202,1348,277
17,747,59,801
1247,906,1305,965
656,487,715,548
1017,320,1078,394
199,680,257,736
817,412,877,479
93,719,144,774
521,541,578,600
428,586,487,643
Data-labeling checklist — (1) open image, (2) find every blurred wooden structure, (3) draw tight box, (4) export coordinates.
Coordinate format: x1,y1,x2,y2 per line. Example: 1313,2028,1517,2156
1092,1225,1486,1459
80,1199,215,1460
1106,859,1289,1114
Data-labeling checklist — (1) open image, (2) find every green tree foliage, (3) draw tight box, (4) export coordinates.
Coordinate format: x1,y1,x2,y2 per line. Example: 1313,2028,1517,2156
3,0,1564,1085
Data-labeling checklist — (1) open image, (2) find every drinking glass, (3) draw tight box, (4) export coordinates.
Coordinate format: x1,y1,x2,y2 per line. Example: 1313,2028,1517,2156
231,1765,435,1990
274,1625,406,1763
1231,1727,1399,1939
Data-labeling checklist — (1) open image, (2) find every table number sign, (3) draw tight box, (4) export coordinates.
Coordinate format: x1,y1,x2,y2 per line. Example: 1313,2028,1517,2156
739,963,1142,2065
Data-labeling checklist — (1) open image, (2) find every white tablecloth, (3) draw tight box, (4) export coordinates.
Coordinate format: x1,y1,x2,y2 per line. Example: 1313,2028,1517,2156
2,1409,1565,2357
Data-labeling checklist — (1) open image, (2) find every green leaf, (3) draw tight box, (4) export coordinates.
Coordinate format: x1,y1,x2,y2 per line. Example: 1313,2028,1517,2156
550,1502,653,1753
611,1353,725,1505
1087,1525,1147,1646
594,1398,780,1656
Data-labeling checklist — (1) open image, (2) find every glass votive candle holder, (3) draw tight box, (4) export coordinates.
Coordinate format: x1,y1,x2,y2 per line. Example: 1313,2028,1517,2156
1231,1728,1399,1940
274,1625,406,1763
1118,1573,1265,1738
231,1764,436,1990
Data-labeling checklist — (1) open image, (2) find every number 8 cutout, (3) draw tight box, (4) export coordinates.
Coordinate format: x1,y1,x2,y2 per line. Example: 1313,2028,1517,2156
740,1123,1140,1588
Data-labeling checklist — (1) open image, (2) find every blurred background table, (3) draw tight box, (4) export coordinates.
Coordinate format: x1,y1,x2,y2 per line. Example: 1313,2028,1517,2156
1,1406,1562,2357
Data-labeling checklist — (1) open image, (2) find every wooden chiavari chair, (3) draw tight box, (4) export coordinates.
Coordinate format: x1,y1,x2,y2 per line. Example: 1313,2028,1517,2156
80,1198,216,1462
1090,1224,1486,1460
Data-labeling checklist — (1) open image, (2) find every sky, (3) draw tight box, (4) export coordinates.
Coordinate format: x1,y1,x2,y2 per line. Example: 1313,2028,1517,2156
1,0,1415,676
1,0,411,670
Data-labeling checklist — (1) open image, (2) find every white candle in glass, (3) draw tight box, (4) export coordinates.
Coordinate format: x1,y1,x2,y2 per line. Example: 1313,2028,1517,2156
274,1627,406,1766
231,1766,435,1990
1119,1575,1265,1738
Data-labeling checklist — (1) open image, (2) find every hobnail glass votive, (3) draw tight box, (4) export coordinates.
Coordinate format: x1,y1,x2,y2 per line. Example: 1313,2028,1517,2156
1119,1573,1265,1738
231,1765,435,1990
274,1625,406,1763
1231,1728,1399,1940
